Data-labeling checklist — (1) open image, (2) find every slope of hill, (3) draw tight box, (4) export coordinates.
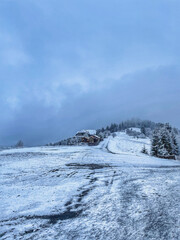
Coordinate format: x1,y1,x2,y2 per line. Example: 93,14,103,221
0,130,180,239
106,131,150,155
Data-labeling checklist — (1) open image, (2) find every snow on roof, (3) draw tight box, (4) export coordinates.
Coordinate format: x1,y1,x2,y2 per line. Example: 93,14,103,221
94,135,100,138
76,130,96,135
128,127,141,133
87,130,96,135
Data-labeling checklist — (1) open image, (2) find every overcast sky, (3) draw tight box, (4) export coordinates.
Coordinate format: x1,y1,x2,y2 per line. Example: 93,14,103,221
0,0,180,146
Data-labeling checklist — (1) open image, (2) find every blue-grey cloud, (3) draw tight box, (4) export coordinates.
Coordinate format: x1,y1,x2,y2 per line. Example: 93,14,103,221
0,0,180,146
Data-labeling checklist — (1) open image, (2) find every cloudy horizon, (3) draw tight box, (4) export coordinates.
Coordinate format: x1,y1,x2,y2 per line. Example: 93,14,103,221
0,0,180,146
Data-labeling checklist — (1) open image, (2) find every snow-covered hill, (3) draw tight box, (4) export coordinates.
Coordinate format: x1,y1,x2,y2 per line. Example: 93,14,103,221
0,132,180,239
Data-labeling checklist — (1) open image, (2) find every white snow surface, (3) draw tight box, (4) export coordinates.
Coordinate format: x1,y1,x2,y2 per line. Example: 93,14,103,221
107,132,151,155
128,127,142,133
0,133,180,239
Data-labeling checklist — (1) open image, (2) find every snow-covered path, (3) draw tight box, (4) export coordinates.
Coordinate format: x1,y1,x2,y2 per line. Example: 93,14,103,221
0,143,180,240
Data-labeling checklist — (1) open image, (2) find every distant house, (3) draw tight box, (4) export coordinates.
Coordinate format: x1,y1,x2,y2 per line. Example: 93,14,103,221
88,135,100,145
75,130,100,145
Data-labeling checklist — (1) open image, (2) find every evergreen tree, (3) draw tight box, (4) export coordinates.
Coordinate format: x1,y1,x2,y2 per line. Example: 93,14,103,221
171,131,179,156
141,126,146,135
159,126,172,156
151,130,160,157
141,145,148,154
118,123,122,131
151,123,179,158
106,126,110,131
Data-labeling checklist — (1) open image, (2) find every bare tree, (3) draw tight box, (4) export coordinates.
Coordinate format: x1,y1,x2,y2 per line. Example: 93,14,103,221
15,140,24,148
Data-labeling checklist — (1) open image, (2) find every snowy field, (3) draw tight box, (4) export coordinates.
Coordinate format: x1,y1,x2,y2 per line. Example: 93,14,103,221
0,133,180,240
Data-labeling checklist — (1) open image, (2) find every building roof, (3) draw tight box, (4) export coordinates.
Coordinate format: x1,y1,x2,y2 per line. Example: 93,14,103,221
76,130,96,136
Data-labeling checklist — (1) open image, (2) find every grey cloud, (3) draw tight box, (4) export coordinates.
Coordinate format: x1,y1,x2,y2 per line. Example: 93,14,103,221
0,0,180,146
1,65,179,146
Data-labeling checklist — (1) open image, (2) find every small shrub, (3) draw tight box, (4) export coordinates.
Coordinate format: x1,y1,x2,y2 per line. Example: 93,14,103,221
141,145,148,154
